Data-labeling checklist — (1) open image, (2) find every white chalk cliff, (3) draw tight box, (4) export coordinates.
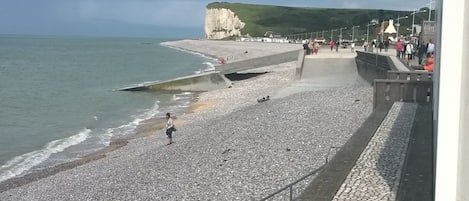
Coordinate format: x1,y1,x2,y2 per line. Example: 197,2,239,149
204,8,245,40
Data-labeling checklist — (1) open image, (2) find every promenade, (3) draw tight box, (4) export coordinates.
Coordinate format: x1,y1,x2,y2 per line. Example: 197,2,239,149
294,46,433,201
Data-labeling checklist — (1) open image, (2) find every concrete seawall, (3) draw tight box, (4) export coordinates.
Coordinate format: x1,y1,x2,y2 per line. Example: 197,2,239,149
119,50,302,92
355,51,395,84
216,50,300,74
119,71,230,92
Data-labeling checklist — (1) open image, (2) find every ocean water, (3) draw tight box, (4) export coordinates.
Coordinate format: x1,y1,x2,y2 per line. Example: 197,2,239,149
0,35,216,182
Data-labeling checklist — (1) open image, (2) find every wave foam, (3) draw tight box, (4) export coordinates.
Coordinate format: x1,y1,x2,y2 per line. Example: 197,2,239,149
0,128,91,183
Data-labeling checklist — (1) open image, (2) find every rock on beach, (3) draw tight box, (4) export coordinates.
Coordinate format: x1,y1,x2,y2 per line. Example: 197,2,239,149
0,40,373,201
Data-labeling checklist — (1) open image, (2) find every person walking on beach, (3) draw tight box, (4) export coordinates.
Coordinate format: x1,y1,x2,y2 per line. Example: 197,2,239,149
330,40,335,51
165,112,175,145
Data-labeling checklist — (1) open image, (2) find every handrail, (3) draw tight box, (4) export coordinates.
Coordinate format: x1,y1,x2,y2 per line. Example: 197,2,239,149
260,165,324,201
260,145,340,201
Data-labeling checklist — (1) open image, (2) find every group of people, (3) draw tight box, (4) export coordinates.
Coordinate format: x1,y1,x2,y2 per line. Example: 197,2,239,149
395,39,435,72
303,40,320,55
364,40,391,52
395,39,414,60
395,39,434,61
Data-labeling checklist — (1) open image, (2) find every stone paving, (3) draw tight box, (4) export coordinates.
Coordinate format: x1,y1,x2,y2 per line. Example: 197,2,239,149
332,102,418,200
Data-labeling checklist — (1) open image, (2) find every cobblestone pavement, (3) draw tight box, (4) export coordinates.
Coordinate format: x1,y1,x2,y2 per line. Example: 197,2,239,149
332,102,418,200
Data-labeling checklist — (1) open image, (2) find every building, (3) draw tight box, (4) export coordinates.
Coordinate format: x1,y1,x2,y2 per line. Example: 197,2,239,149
435,0,469,200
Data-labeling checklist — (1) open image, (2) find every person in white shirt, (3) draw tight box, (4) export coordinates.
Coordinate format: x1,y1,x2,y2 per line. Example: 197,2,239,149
426,39,435,57
406,42,414,60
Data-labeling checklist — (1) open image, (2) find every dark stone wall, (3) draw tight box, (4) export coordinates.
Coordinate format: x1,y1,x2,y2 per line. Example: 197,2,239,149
355,51,394,84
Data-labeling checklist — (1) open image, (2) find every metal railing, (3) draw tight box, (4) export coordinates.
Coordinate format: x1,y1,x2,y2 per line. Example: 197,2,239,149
259,165,324,201
260,146,340,201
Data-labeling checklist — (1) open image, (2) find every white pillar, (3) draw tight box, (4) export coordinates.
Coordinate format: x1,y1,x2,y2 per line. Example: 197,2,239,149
435,0,469,200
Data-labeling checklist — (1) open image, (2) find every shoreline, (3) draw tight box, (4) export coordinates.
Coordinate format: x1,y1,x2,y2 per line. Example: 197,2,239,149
0,40,299,192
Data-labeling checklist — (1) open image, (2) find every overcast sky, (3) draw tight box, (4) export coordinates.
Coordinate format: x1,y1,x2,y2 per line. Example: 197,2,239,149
0,0,432,38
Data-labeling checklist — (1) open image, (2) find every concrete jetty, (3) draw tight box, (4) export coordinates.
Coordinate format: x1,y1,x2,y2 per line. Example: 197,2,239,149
118,50,301,92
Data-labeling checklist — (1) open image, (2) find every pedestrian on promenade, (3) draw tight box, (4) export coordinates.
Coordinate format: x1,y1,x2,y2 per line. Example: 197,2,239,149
330,40,335,51
313,41,320,54
302,41,311,55
426,39,435,57
384,40,390,52
378,41,384,52
418,41,426,64
335,41,339,52
405,42,414,60
350,42,355,52
308,40,315,55
395,39,404,58
363,41,368,52
165,112,175,145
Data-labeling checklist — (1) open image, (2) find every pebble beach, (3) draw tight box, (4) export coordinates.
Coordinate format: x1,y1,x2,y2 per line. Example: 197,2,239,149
0,40,374,201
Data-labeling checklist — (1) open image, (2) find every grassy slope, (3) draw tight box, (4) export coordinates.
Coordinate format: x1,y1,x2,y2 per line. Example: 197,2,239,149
207,2,430,40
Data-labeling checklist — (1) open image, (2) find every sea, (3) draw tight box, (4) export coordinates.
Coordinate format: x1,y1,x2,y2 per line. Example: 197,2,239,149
0,35,217,183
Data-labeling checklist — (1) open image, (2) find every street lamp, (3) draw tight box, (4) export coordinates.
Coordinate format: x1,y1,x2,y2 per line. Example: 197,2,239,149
321,30,328,38
395,15,409,40
427,0,433,21
330,29,337,42
411,9,426,36
339,27,347,44
366,22,377,43
351,25,360,42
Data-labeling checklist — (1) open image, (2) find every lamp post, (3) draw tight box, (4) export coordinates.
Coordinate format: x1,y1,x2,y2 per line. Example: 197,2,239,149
330,29,337,42
366,22,377,44
351,25,360,42
395,15,408,40
428,0,433,21
339,27,347,44
411,9,426,36
321,30,328,38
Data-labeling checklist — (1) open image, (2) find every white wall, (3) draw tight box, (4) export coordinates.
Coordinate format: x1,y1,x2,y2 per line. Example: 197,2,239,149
435,0,469,200
457,0,469,199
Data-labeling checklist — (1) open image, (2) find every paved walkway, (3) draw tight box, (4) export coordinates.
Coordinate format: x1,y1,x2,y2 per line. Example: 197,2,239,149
332,102,418,200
